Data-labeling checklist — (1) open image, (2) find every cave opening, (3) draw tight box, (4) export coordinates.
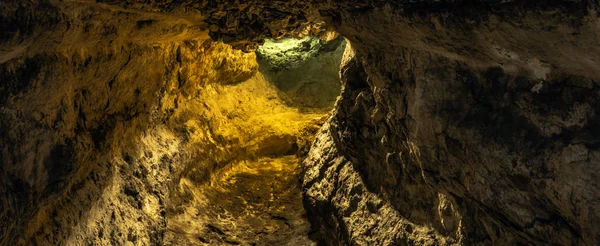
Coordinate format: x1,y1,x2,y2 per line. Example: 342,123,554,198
165,36,346,245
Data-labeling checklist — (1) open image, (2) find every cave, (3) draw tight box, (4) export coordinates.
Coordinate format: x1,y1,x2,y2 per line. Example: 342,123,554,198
165,36,345,244
1,1,599,245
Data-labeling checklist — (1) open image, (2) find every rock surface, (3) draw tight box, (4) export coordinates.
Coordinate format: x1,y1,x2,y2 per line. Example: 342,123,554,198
167,155,315,246
199,0,600,244
0,1,340,245
258,36,346,110
163,70,334,245
0,1,258,245
1,0,600,245
300,3,600,245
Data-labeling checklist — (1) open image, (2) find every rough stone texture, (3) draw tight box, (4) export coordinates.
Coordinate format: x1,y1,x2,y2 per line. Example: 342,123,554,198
0,1,340,245
258,36,345,110
168,155,317,246
0,1,259,245
301,3,600,245
257,37,324,72
2,0,600,245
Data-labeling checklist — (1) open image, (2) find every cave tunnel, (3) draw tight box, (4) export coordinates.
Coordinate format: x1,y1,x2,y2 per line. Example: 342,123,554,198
1,1,600,245
167,36,345,245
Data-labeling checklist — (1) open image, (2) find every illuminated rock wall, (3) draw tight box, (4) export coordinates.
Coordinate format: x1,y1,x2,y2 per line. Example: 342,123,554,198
1,1,599,245
0,2,260,245
195,0,600,244
0,1,343,245
257,36,345,110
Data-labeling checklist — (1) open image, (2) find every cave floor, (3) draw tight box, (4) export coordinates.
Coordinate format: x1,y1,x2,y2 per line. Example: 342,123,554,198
166,155,315,245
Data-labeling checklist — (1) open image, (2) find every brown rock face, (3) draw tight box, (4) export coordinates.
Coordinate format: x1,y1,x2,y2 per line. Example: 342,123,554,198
0,1,257,244
300,2,600,245
1,0,599,245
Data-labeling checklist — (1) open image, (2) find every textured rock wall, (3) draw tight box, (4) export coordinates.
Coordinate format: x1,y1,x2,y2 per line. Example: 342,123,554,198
302,2,600,245
257,36,345,110
0,1,259,245
0,1,344,244
2,0,600,245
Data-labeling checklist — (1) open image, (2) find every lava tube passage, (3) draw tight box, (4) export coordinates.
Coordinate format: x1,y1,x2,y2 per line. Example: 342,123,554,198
165,36,346,245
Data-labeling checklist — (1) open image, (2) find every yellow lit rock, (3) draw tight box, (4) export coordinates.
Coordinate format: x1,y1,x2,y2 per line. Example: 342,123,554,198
162,38,344,245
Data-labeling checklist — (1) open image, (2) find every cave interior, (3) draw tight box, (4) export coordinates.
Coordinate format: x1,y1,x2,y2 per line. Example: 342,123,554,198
1,0,599,245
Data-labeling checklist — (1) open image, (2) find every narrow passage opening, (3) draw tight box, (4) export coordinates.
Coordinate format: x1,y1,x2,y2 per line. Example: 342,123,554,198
166,36,346,245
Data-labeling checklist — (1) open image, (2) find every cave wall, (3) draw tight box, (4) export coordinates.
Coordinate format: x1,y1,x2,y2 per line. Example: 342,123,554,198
257,36,346,110
0,1,340,244
0,1,259,245
301,2,600,245
1,0,600,245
